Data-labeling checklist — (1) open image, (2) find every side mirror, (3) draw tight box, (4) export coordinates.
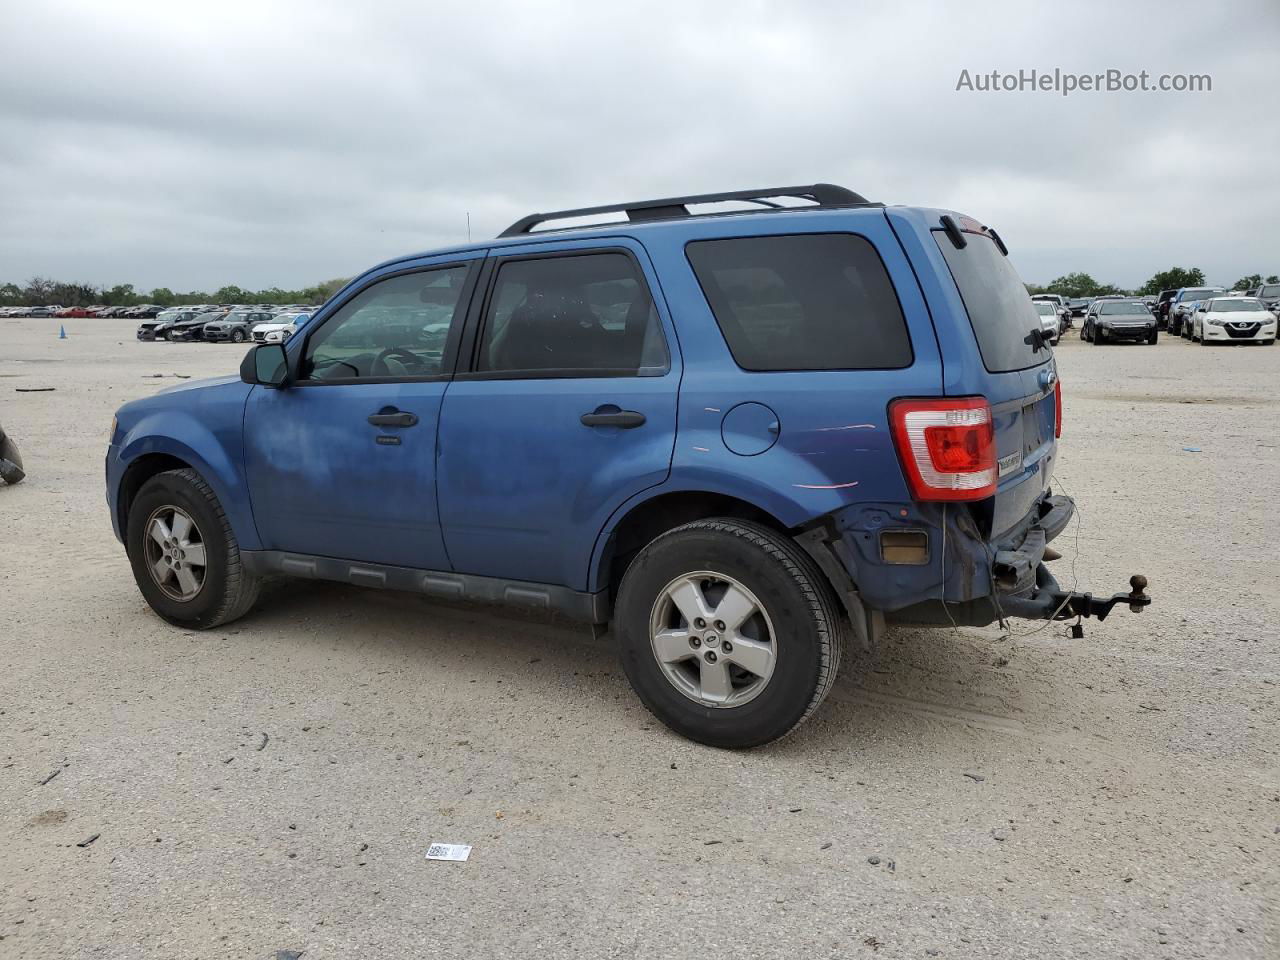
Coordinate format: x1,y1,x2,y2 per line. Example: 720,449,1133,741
240,343,290,388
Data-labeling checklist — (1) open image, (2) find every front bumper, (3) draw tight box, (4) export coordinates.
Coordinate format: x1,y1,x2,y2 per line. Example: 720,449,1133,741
1202,321,1275,342
1100,323,1154,340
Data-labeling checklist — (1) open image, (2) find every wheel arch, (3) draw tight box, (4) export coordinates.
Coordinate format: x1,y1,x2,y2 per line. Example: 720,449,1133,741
590,488,793,601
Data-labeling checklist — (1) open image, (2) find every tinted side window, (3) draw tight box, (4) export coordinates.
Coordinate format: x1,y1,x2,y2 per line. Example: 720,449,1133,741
685,234,912,371
303,265,470,380
478,253,668,376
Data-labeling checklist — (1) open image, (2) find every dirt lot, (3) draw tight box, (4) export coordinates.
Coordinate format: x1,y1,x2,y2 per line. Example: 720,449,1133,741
1,317,1277,959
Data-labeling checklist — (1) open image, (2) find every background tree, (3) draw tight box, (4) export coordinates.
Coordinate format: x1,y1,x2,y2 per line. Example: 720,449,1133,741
1044,272,1126,297
1268,275,1280,284
150,287,176,306
214,284,251,303
103,283,139,306
1232,273,1262,290
0,282,23,305
1137,267,1205,296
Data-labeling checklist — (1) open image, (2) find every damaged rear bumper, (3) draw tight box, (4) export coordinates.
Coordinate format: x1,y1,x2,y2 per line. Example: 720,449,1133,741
800,493,1150,632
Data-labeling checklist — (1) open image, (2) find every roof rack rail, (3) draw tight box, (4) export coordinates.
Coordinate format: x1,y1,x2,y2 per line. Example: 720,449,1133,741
498,183,874,238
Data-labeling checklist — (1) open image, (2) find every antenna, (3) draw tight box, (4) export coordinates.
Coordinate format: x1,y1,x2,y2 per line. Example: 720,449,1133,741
466,211,471,243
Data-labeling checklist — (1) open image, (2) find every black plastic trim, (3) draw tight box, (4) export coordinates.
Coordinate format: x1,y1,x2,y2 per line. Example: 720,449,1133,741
241,550,611,623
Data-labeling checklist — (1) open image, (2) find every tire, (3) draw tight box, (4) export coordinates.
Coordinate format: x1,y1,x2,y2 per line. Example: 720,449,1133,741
1093,328,1104,345
126,467,261,629
1147,329,1159,345
231,329,245,343
614,518,844,748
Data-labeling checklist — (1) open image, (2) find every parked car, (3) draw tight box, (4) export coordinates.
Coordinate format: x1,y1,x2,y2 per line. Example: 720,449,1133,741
251,312,309,343
1067,297,1090,318
1082,299,1158,344
1245,282,1280,313
57,306,94,318
28,306,55,318
1189,297,1278,345
105,183,1151,748
1031,294,1071,332
141,309,203,341
1168,287,1225,335
203,309,276,343
1032,300,1062,344
1154,289,1180,328
167,311,227,342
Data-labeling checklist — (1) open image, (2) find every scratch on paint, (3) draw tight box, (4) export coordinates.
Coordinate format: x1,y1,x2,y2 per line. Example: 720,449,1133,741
704,407,721,413
812,423,875,432
793,480,860,490
692,446,710,452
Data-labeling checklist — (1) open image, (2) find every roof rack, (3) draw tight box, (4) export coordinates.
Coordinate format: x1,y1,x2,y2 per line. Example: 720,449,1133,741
498,183,874,238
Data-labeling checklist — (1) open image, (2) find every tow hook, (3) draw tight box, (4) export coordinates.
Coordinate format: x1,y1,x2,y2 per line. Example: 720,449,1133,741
1054,574,1151,629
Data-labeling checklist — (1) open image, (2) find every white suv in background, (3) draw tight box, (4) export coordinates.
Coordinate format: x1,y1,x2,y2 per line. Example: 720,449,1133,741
1190,297,1277,345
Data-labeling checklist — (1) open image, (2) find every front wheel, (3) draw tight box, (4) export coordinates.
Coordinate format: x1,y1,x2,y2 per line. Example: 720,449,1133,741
126,468,261,629
1147,329,1159,344
231,329,245,343
614,519,844,748
1093,328,1104,345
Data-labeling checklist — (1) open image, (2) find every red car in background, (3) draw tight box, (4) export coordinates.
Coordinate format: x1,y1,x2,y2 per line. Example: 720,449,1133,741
56,306,101,318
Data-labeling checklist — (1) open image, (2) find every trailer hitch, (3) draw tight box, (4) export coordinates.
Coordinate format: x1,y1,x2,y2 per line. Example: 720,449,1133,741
1050,575,1150,622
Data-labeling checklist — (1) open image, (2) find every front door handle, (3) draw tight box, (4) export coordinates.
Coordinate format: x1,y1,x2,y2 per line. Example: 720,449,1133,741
368,410,419,427
580,405,646,429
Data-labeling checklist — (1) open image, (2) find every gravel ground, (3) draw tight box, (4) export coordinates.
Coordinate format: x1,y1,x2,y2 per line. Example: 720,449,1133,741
1,317,1276,959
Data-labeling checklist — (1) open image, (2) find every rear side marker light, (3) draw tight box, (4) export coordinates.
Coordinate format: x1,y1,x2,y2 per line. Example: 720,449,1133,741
889,397,996,502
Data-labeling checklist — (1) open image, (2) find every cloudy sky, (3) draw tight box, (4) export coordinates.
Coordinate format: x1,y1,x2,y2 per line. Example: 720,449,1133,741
2,0,1277,293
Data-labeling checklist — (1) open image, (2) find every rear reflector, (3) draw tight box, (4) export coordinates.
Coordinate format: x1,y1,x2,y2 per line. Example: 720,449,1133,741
1054,379,1063,438
880,530,930,565
889,397,996,502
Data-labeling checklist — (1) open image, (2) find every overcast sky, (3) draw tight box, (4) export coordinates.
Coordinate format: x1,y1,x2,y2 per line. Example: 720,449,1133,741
2,0,1277,293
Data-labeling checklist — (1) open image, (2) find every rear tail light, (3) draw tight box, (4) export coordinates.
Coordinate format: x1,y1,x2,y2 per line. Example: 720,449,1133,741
1054,380,1062,438
889,397,996,502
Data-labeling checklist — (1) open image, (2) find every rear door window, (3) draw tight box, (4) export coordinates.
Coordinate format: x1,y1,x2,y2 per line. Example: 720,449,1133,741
933,231,1043,372
685,234,912,371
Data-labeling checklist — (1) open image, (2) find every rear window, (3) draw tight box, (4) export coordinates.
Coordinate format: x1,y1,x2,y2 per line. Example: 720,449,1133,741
933,231,1042,372
685,234,912,371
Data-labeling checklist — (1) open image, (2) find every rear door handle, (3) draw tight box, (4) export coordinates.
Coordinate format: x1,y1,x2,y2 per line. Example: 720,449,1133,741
580,405,646,429
368,410,419,427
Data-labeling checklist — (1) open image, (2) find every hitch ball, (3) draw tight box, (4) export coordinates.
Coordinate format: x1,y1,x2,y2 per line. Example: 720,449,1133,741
1128,574,1149,613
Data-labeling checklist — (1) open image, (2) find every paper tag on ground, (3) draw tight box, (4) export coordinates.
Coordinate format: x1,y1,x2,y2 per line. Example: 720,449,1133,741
425,843,471,862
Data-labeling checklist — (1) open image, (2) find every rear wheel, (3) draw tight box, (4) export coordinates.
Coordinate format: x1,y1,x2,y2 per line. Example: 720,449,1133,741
614,518,843,748
126,468,261,628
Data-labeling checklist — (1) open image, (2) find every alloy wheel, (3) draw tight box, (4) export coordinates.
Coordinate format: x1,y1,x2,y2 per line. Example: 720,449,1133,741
142,505,207,602
649,571,777,708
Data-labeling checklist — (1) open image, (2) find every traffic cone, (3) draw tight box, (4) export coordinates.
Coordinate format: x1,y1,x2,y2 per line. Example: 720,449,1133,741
59,325,67,339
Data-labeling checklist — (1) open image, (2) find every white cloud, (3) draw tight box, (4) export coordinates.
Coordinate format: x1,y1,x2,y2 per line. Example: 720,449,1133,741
1,0,1276,291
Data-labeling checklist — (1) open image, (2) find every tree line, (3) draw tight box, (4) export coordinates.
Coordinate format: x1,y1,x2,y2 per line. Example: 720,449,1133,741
0,277,350,308
1026,267,1279,299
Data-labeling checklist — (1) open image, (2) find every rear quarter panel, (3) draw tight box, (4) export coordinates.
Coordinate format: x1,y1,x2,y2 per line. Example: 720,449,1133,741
584,209,946,591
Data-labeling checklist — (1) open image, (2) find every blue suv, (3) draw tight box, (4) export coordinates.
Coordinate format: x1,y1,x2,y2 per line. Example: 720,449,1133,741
106,184,1148,747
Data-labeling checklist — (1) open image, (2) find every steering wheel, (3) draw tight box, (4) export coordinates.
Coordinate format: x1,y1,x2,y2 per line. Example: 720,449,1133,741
371,346,421,376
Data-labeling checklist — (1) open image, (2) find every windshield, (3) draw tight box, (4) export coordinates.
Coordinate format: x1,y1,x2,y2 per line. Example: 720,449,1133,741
1179,288,1220,301
1034,302,1056,315
1099,302,1147,315
933,231,1043,372
1259,285,1280,299
1209,299,1264,313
